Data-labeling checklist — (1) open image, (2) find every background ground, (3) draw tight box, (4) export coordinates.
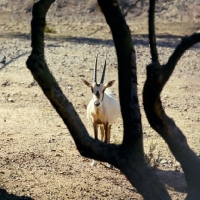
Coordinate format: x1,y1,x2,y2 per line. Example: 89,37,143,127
0,0,200,199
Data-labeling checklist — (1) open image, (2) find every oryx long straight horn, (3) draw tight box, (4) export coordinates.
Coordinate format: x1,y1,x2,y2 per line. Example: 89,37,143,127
93,54,98,82
100,55,107,84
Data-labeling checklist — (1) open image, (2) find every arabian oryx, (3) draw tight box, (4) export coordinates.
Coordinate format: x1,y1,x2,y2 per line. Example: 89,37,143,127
82,55,120,146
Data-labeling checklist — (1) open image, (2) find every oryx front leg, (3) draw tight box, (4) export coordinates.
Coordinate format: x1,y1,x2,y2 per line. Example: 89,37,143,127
93,122,98,140
91,122,98,167
105,124,113,169
105,123,111,144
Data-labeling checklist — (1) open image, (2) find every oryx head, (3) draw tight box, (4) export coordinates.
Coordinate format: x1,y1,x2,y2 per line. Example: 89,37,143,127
82,55,115,107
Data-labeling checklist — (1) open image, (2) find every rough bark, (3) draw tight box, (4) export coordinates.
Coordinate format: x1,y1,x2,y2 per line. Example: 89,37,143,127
98,0,143,150
97,1,170,198
143,34,200,200
144,0,200,199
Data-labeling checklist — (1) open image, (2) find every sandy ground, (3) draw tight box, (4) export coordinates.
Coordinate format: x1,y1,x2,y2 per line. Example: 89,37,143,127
0,1,200,200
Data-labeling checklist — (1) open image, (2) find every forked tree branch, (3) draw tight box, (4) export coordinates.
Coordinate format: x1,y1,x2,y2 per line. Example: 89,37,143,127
144,1,200,199
26,0,171,199
143,51,200,200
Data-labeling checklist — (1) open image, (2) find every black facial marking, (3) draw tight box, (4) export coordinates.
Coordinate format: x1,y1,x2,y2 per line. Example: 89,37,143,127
96,91,100,98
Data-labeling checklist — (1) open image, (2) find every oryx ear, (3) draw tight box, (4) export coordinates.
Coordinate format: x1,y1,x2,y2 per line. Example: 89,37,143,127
82,79,92,88
104,80,115,88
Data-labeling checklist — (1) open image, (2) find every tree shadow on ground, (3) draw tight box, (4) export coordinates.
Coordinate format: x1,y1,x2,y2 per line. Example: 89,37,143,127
127,169,187,193
2,32,200,50
109,167,187,194
0,52,30,71
47,34,200,49
1,32,199,72
0,189,33,200
156,169,187,193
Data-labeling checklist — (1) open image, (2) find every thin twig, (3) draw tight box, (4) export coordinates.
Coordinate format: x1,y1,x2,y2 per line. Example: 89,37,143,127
124,0,141,17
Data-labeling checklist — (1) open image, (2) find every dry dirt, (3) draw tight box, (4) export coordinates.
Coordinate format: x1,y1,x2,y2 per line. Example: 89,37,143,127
0,1,200,200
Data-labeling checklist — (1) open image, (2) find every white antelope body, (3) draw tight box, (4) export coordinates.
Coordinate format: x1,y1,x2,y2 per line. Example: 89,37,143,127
82,55,120,145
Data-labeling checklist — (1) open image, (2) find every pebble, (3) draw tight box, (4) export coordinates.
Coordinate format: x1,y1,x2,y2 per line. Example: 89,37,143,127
160,159,168,165
11,91,18,96
7,98,14,102
67,85,72,90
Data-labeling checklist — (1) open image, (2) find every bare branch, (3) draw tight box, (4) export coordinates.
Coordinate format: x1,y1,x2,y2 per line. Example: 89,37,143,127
124,0,141,17
148,0,158,62
163,33,200,84
143,33,200,198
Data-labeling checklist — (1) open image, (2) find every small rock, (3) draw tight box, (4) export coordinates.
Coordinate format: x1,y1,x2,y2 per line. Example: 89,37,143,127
168,160,173,164
160,159,168,165
175,167,180,172
28,81,37,88
0,56,6,64
1,80,9,87
11,91,18,96
48,138,56,143
67,85,72,90
55,154,62,157
8,98,14,102
163,164,169,168
164,94,168,98
175,161,180,167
